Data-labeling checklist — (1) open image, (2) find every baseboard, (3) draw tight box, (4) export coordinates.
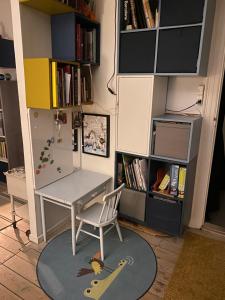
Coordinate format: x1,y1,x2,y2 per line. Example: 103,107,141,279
29,215,70,244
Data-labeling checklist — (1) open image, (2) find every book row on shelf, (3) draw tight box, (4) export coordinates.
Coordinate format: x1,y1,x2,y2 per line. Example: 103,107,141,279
118,155,148,192
54,62,80,107
0,112,4,137
76,24,97,63
81,65,92,102
0,141,7,160
152,165,187,199
122,0,159,31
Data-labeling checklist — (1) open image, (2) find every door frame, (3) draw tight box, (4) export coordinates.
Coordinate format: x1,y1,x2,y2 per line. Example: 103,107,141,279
189,0,225,229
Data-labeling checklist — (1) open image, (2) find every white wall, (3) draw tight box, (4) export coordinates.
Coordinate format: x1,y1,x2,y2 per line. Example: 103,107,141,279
166,77,206,115
77,0,117,180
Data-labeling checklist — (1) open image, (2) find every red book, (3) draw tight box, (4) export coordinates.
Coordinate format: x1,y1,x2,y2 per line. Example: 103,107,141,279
76,23,81,60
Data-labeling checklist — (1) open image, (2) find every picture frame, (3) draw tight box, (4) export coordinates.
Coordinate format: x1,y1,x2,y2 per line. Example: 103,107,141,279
82,113,110,157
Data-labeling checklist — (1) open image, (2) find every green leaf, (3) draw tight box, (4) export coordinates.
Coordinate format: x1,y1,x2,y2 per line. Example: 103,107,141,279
50,160,54,164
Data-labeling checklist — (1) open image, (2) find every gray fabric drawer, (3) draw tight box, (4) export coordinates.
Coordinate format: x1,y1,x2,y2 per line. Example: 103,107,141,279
119,188,146,222
154,122,191,160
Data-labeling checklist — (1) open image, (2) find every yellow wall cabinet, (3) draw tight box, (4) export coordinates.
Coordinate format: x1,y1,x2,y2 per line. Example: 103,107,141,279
24,58,80,109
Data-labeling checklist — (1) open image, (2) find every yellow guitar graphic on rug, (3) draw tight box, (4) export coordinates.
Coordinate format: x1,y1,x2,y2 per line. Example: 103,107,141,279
83,259,128,300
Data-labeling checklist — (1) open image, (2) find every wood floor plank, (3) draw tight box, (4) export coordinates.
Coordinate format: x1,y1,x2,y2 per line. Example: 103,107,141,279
22,241,46,254
0,246,15,264
150,280,167,299
154,247,179,264
0,283,21,300
157,256,176,275
0,265,48,300
4,255,39,286
17,248,40,266
0,233,23,254
159,237,183,254
141,291,162,299
15,220,30,233
1,227,29,244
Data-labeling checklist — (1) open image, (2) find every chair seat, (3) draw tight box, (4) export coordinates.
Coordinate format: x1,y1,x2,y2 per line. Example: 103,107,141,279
76,203,116,226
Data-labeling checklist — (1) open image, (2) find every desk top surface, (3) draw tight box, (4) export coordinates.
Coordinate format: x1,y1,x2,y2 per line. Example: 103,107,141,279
35,169,111,205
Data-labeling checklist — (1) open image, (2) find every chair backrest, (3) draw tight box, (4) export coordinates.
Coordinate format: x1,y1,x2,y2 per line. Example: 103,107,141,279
98,183,125,223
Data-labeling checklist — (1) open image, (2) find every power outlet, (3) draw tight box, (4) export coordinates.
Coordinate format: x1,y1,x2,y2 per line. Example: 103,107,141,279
197,84,205,104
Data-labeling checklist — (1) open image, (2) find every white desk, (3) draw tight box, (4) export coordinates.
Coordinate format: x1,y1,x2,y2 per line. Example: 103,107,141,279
35,169,111,255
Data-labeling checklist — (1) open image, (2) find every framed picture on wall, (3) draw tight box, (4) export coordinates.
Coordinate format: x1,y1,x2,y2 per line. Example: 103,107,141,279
82,113,110,157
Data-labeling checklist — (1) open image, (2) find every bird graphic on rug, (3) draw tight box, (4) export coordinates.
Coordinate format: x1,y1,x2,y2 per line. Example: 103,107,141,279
77,251,113,277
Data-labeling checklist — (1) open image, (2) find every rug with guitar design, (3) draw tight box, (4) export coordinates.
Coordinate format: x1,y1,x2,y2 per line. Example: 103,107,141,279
37,227,157,300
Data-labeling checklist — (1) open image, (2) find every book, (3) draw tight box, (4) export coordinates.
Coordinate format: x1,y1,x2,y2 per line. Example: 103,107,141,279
117,162,124,185
142,0,155,28
123,0,132,30
158,173,170,190
76,23,81,61
92,28,97,63
133,159,143,191
178,167,187,199
170,165,179,196
134,0,146,29
129,0,138,29
64,65,72,105
122,154,130,187
51,62,58,108
139,159,148,191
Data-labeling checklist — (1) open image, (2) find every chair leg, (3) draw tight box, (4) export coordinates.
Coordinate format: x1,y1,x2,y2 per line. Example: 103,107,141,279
115,220,123,242
99,227,104,261
76,221,83,242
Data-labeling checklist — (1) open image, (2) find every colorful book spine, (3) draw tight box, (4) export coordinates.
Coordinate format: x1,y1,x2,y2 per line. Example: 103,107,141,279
129,0,138,29
178,167,187,199
51,62,58,108
159,173,170,191
142,0,155,28
170,165,179,196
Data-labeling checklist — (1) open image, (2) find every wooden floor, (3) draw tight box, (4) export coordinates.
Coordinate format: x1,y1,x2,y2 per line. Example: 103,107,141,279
0,216,186,300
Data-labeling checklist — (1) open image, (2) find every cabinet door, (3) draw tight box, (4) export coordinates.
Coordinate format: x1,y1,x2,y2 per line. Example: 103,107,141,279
117,76,153,156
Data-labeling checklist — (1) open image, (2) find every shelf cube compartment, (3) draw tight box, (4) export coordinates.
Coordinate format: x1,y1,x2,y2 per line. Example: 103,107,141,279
51,13,100,65
119,30,156,73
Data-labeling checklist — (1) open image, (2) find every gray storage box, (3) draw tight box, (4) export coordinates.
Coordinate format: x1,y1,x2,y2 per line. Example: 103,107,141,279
154,122,191,160
119,188,146,222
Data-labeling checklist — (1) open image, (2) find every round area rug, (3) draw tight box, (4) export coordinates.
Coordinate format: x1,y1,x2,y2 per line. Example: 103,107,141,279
37,227,157,300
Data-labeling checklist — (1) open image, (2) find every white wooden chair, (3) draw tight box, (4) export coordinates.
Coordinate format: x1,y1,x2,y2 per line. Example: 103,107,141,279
75,183,125,261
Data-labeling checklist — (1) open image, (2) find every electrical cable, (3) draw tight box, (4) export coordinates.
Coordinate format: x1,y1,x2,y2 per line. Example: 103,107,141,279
106,0,117,96
166,100,202,113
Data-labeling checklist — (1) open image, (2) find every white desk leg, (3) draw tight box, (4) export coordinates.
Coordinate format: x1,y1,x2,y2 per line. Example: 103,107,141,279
10,195,16,229
71,204,76,256
40,196,47,242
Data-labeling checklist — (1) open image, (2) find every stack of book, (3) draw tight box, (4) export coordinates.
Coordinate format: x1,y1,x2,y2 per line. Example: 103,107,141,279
76,25,97,64
122,0,158,30
0,112,4,137
0,141,7,160
53,63,80,107
118,155,148,192
152,165,187,199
